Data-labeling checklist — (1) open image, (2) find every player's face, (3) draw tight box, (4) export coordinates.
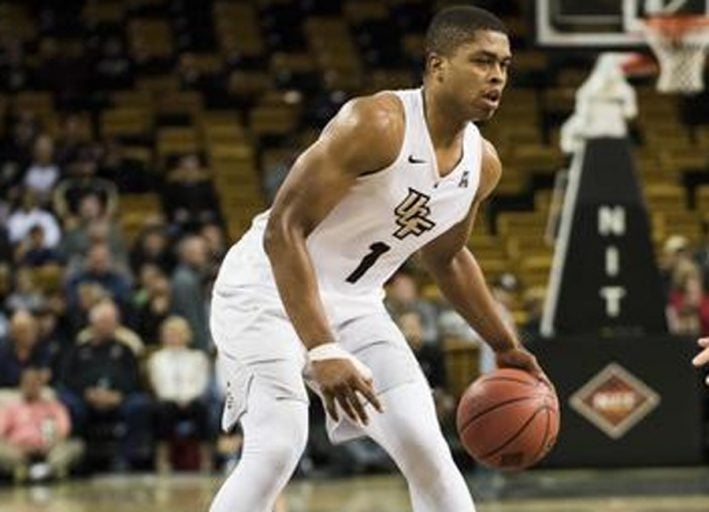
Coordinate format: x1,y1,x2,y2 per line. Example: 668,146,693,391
437,30,511,121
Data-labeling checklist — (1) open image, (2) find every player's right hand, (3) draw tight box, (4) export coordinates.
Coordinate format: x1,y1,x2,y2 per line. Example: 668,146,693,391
496,346,555,393
311,358,383,425
691,337,709,385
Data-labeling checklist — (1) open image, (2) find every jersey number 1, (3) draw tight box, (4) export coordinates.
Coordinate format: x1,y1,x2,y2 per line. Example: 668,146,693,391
346,242,391,284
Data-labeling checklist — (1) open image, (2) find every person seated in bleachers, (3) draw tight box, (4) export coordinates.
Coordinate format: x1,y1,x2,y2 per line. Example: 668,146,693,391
133,269,172,348
52,148,118,225
161,154,221,233
695,225,709,293
148,316,211,472
77,300,144,357
22,134,60,203
7,190,62,249
171,235,211,352
4,266,45,314
129,224,176,277
0,367,84,483
54,115,90,166
385,268,439,345
65,242,131,312
200,222,228,278
0,112,39,197
59,194,126,268
667,257,709,336
58,302,152,471
13,225,62,268
0,310,50,388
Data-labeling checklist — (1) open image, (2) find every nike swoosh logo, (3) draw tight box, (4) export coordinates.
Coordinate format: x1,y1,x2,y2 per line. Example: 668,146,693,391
408,155,426,164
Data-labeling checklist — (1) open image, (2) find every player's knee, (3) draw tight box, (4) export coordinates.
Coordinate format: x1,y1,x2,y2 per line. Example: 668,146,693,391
395,419,452,475
259,415,308,475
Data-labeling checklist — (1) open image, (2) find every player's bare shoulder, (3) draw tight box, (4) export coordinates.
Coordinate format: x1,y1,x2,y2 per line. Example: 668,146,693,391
320,92,406,177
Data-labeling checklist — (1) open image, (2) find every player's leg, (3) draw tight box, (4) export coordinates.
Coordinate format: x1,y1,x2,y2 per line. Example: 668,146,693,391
209,373,308,512
209,292,309,512
331,313,474,512
366,379,475,512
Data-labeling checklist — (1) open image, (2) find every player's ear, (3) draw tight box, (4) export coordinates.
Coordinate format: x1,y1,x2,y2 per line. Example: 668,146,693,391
427,52,446,81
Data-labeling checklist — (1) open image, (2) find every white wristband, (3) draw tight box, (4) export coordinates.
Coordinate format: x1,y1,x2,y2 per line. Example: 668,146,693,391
308,343,374,381
308,342,351,361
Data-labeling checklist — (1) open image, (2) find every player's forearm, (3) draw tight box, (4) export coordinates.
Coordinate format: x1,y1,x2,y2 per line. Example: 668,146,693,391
428,247,519,352
264,224,335,349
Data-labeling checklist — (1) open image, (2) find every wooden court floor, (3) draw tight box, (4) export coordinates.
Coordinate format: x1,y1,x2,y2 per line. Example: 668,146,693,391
1,471,709,512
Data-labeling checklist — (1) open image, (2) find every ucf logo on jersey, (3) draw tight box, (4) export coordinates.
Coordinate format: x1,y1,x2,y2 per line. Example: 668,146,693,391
393,188,435,239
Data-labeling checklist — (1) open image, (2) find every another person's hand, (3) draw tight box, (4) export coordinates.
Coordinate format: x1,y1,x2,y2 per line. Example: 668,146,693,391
309,344,383,425
691,337,709,385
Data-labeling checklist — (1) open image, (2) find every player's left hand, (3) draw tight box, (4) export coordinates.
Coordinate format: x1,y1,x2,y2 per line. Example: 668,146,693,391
691,337,709,385
496,347,554,391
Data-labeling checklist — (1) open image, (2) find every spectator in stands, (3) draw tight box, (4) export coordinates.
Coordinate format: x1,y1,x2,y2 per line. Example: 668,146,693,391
68,282,109,335
667,258,709,336
4,266,44,314
54,114,89,166
66,243,131,311
695,224,709,292
23,134,60,202
162,154,221,232
659,235,692,300
58,302,152,470
0,112,39,193
35,301,72,386
77,300,144,357
59,194,126,266
200,222,228,276
0,367,84,483
148,316,211,473
134,269,172,347
53,149,118,223
13,225,62,267
385,269,439,345
171,236,210,351
7,190,61,249
0,310,49,387
130,224,175,276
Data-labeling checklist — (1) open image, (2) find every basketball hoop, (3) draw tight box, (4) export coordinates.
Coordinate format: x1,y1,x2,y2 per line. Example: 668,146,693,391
640,15,709,94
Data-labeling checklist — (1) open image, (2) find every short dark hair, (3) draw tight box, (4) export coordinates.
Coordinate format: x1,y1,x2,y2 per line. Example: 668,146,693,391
425,5,508,57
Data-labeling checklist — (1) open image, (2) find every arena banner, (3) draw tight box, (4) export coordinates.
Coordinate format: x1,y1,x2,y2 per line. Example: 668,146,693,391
541,137,667,337
530,336,704,467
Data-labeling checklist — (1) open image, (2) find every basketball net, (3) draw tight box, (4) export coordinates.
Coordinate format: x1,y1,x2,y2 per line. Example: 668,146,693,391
640,15,709,94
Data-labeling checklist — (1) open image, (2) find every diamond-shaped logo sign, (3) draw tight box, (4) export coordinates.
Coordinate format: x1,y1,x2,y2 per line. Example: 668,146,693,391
570,363,660,439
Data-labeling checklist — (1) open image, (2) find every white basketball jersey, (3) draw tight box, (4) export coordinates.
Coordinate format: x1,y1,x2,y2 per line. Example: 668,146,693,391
214,88,483,323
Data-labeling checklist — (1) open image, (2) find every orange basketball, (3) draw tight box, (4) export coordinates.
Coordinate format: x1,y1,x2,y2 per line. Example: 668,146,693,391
456,368,560,471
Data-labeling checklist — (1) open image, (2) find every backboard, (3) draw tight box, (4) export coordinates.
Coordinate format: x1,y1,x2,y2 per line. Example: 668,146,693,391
536,0,709,47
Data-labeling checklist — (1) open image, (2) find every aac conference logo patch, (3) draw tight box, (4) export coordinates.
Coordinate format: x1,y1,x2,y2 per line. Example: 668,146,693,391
570,363,660,440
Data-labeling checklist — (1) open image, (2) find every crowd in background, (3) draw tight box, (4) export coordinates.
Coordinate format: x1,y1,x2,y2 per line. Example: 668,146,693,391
0,111,230,482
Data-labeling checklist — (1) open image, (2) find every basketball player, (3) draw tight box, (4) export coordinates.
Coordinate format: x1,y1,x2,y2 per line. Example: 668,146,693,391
209,6,551,512
692,337,709,385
